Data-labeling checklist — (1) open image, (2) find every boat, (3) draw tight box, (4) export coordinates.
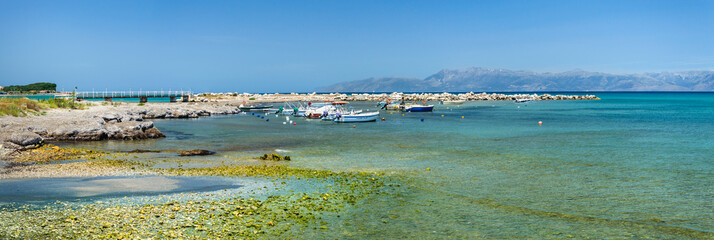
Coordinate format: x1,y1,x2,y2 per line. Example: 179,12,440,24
334,111,379,123
403,104,434,112
514,98,536,103
384,104,404,111
239,104,273,112
304,105,337,119
440,100,466,105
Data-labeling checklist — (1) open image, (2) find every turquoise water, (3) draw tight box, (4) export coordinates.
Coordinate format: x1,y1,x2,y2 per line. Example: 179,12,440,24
66,92,713,238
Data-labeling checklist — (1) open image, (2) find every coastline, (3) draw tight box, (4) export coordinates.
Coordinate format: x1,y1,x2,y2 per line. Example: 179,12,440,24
192,91,599,103
0,101,241,156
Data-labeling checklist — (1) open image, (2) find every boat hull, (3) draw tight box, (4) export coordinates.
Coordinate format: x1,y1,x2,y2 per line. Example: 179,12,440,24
404,105,434,112
335,112,379,123
239,105,273,112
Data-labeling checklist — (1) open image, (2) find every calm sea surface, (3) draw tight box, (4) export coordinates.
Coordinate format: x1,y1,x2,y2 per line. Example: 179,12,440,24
60,92,714,238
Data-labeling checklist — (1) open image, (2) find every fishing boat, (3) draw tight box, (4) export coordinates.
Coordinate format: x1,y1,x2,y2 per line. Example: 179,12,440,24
239,104,273,112
304,105,337,119
384,104,404,110
440,100,466,105
403,104,434,112
334,111,379,123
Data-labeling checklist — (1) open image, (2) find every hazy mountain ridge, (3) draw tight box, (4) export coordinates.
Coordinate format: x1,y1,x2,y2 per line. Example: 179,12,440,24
321,67,714,92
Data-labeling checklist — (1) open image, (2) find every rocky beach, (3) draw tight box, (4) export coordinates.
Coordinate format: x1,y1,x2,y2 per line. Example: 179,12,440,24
0,101,241,154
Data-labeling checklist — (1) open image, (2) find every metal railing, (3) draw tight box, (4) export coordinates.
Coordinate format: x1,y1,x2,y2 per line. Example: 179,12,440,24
75,90,192,98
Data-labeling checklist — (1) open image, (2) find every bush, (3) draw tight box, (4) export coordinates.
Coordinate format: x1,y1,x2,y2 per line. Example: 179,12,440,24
38,98,84,110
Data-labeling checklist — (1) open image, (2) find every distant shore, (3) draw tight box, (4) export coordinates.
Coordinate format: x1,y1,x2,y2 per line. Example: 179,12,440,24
191,91,599,103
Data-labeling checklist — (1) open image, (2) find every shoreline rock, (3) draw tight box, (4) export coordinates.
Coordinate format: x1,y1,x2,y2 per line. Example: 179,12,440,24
0,102,241,153
189,92,599,104
179,149,215,156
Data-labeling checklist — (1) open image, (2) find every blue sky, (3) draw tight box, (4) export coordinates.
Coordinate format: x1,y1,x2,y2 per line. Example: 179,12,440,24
1,0,712,92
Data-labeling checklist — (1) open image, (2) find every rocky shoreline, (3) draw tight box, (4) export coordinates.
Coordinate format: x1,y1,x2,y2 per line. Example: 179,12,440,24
192,91,599,103
0,102,241,155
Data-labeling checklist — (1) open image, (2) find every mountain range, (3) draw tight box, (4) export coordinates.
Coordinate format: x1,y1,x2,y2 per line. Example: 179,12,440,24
320,67,714,92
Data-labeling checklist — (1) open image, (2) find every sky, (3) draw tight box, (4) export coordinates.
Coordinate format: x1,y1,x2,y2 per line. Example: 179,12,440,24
1,0,713,92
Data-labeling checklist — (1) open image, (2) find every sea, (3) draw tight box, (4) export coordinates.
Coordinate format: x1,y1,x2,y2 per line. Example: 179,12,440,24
6,92,714,238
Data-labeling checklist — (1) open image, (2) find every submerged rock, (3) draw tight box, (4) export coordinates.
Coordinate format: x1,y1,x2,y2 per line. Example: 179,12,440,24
179,149,215,156
258,153,290,161
129,149,161,153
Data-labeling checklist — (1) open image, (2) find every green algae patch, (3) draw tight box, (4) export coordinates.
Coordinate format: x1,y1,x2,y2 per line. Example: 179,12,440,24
12,145,116,164
0,146,399,239
2,145,154,178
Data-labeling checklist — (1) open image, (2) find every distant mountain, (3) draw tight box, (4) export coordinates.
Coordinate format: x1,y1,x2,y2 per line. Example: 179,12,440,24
320,67,714,92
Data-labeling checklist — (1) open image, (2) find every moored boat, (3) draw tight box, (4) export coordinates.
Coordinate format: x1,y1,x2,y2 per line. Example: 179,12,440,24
334,111,379,123
239,104,274,112
514,98,536,103
403,104,434,112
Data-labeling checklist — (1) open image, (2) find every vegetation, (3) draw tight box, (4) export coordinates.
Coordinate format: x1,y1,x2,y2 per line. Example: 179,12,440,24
0,145,395,239
3,82,57,93
0,97,84,117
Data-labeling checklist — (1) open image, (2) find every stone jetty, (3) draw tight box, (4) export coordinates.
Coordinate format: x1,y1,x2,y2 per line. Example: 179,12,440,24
191,92,599,103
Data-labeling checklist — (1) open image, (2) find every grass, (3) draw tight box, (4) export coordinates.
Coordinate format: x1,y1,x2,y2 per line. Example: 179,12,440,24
0,97,84,117
38,98,84,110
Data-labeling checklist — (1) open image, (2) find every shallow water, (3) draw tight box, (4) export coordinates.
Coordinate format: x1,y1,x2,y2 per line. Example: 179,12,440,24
64,92,713,238
0,176,244,203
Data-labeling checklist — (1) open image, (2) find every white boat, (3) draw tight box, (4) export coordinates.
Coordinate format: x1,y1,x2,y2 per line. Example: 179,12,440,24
334,111,379,123
305,105,337,119
514,98,536,103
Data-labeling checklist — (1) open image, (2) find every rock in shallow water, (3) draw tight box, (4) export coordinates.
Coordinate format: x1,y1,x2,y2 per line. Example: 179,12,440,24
9,132,43,146
179,149,215,156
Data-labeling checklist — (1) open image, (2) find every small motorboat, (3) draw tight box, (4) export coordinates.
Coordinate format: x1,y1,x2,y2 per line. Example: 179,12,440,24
403,104,434,112
239,104,274,112
384,103,404,111
334,111,379,123
514,98,536,103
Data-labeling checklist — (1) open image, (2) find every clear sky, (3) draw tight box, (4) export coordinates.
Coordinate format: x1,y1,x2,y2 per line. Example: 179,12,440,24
1,0,712,92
